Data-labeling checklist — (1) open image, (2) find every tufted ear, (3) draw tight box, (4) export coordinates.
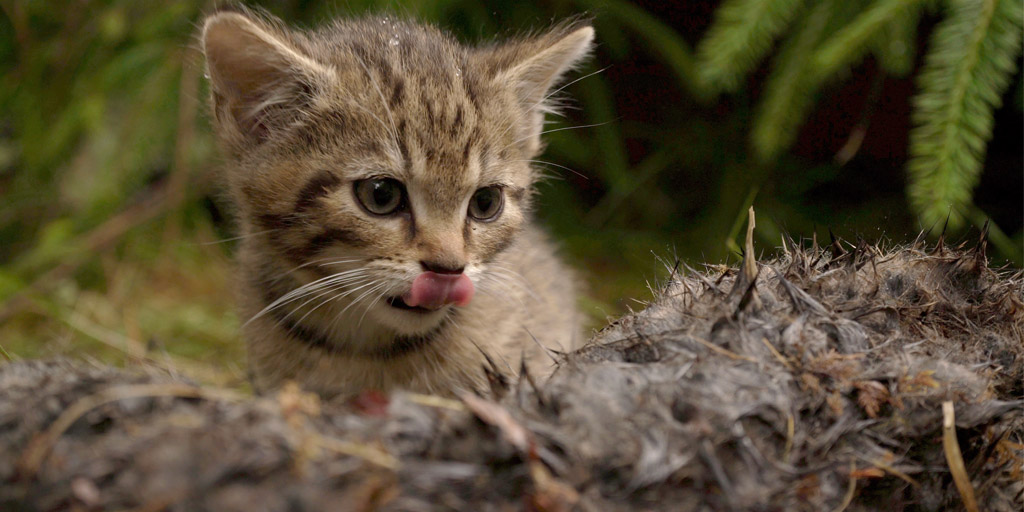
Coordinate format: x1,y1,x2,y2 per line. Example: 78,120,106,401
201,10,329,148
492,23,594,156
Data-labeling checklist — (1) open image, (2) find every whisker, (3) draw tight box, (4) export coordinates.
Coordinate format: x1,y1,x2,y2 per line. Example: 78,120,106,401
517,121,609,145
486,266,540,302
526,66,609,117
291,278,377,327
496,120,610,157
356,284,391,328
477,275,528,309
335,280,388,319
246,269,370,325
276,278,366,327
513,158,587,180
198,228,280,245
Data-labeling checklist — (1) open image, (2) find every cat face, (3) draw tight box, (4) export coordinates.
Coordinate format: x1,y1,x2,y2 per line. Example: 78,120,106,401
202,9,592,338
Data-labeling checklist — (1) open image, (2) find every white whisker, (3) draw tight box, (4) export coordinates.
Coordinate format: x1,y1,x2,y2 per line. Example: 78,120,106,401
356,284,391,328
246,269,370,325
513,158,587,180
198,228,280,245
291,277,377,327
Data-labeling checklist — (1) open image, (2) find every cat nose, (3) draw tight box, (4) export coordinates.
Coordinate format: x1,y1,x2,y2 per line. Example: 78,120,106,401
420,260,465,274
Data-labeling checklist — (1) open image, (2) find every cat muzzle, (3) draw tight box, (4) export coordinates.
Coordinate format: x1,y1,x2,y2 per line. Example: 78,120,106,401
398,272,475,311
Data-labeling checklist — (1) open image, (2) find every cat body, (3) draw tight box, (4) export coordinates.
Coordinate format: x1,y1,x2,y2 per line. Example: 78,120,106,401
201,8,591,397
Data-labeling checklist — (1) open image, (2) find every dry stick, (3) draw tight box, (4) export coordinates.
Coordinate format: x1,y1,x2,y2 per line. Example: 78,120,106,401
942,401,980,512
783,413,795,464
313,436,399,471
686,335,757,362
760,336,793,370
830,461,858,512
405,393,465,411
872,458,919,487
742,207,758,283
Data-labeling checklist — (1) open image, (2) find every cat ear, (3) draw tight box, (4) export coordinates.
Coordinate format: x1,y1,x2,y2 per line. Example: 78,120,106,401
495,23,594,156
201,10,329,146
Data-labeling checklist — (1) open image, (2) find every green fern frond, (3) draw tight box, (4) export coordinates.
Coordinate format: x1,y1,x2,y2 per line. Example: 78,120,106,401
908,0,1023,229
868,2,922,76
752,0,838,160
696,0,807,94
812,0,925,80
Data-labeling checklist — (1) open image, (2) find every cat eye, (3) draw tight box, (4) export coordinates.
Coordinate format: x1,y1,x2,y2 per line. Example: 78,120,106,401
468,186,503,221
354,178,406,215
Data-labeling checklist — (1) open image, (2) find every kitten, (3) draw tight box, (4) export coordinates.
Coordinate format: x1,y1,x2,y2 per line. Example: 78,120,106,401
200,7,592,398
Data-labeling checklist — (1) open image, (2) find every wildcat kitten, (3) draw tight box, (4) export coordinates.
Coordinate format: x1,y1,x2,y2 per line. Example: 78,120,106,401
200,7,591,398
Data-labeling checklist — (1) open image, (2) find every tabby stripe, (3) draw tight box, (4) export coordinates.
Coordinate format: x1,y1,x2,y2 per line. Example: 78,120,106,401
306,228,366,252
294,171,342,212
389,78,405,107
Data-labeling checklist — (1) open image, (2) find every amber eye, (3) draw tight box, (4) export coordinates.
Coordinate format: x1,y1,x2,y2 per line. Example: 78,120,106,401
468,186,503,221
354,178,405,215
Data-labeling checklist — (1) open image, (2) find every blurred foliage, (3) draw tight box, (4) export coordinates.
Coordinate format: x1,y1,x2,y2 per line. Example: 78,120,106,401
695,0,1022,245
0,1,1020,382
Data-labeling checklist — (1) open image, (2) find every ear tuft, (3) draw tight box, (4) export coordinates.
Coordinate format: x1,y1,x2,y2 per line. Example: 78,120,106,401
201,11,326,147
496,24,595,156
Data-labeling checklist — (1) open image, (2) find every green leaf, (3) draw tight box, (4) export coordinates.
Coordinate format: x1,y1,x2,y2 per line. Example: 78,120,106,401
696,0,806,94
868,2,921,76
812,0,925,80
908,0,1023,229
752,0,837,161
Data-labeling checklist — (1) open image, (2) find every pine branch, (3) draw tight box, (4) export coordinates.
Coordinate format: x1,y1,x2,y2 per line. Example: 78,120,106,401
812,0,926,81
696,0,807,94
751,0,838,160
908,0,1023,229
868,2,922,76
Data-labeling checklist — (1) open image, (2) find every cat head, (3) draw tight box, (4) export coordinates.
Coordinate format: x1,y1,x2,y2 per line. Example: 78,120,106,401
201,8,592,336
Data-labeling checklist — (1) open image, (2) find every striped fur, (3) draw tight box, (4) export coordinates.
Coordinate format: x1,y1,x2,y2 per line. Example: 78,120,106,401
202,7,592,398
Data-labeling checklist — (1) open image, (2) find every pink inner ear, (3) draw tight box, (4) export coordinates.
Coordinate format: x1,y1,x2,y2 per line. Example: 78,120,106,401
402,272,475,310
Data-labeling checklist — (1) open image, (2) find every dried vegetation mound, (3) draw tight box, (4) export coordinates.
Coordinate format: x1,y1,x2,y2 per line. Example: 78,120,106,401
1,228,1022,511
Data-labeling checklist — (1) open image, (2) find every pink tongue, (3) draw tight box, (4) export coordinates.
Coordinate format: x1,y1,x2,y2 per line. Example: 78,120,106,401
402,272,475,310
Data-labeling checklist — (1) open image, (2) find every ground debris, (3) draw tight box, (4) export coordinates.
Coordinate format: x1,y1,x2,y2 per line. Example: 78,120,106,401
1,240,1021,511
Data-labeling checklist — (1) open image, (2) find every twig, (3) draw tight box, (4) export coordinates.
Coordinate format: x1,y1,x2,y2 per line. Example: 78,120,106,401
687,335,756,362
783,413,795,464
943,401,980,512
761,336,793,370
314,435,399,470
405,393,465,411
830,461,857,512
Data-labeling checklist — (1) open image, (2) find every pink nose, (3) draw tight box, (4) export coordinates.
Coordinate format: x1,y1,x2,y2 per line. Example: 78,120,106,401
402,272,475,310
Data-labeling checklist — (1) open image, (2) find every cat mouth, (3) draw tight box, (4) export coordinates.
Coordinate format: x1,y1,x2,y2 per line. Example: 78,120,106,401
386,296,439,314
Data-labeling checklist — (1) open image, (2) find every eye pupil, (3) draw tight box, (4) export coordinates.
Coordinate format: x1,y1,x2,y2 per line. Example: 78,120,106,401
476,194,492,212
469,186,503,221
372,182,393,206
355,178,404,215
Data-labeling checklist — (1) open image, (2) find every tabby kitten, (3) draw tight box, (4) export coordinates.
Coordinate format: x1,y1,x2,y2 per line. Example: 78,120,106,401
201,7,592,398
